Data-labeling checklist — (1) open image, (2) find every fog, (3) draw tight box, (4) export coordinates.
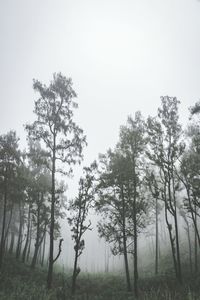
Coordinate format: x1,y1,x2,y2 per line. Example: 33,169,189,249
0,1,200,298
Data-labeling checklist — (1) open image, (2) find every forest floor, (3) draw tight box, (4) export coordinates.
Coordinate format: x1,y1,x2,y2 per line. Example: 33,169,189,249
0,256,200,300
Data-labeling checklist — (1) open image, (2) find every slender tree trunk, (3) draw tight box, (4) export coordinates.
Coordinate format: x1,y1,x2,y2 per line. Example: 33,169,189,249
16,204,23,260
5,234,9,252
47,135,56,289
155,197,159,275
132,163,138,298
41,226,46,267
172,171,182,283
9,231,15,254
22,205,31,263
26,219,32,262
187,224,193,274
164,201,178,278
165,171,180,280
121,184,131,292
71,249,79,294
133,199,138,298
31,230,45,268
174,205,182,283
4,206,13,246
31,200,41,269
0,175,7,269
31,243,40,269
194,205,198,274
104,243,109,273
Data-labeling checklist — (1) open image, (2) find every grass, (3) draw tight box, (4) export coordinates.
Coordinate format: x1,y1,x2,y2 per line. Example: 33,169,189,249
0,255,200,299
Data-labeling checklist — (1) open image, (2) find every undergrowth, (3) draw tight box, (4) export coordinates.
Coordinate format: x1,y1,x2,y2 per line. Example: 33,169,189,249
0,256,200,300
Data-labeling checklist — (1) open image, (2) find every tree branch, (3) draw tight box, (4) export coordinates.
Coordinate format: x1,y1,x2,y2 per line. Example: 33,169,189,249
53,238,64,263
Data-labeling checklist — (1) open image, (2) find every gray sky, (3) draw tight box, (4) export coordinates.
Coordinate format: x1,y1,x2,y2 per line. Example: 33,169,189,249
1,0,200,270
1,0,200,185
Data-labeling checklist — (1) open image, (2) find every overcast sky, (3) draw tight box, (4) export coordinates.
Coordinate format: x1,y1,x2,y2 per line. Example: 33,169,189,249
0,0,200,192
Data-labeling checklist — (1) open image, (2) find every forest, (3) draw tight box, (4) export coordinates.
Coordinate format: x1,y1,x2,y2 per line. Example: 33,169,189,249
0,72,200,300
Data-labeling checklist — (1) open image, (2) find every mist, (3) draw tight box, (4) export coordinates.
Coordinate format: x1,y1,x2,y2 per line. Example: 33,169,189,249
0,1,200,299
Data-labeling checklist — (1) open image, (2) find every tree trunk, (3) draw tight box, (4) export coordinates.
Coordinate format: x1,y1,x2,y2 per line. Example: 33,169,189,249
187,224,193,274
9,231,15,254
172,172,182,283
174,205,182,283
0,175,7,268
31,243,40,269
121,184,131,291
164,200,178,278
194,205,198,274
71,249,79,294
31,199,41,269
155,197,159,275
22,205,31,263
26,219,32,262
41,226,46,267
132,163,138,298
4,206,13,247
16,204,23,260
47,135,56,289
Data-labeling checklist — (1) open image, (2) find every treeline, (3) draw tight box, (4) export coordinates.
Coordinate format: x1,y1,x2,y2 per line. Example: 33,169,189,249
0,73,200,298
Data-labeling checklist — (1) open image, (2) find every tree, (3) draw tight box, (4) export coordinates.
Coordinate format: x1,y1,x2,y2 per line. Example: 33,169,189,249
97,112,148,297
25,73,86,288
96,149,133,292
146,96,184,283
68,164,96,294
119,112,148,298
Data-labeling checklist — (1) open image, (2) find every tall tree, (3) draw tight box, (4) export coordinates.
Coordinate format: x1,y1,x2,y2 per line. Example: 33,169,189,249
146,96,184,283
119,112,148,298
25,73,86,288
97,112,148,297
